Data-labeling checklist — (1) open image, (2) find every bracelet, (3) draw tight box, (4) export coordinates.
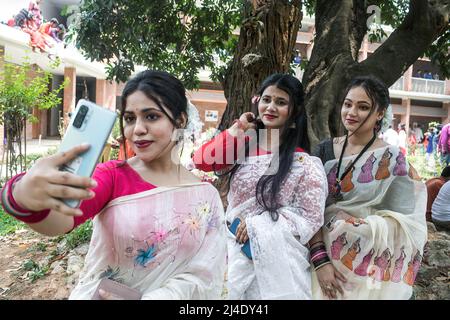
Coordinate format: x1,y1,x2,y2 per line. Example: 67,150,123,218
310,244,327,256
309,240,325,249
314,260,332,271
1,173,50,223
311,250,329,263
311,250,328,262
1,173,31,217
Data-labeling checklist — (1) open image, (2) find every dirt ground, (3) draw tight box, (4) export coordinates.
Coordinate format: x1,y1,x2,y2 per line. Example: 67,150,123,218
0,228,73,300
0,224,448,300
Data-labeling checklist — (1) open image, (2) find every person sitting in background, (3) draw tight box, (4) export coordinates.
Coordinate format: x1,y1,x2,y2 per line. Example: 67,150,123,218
425,166,450,222
28,0,43,27
431,177,450,232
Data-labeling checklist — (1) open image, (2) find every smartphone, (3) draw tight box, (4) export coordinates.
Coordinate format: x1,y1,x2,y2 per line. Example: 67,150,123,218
92,278,142,300
58,99,117,208
228,217,252,260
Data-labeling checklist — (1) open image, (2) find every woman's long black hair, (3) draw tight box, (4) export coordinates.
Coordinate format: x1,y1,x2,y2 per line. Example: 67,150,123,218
222,73,309,221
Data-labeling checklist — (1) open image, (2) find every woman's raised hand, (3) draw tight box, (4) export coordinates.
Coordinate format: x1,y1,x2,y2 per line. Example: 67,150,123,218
238,112,257,132
12,144,97,217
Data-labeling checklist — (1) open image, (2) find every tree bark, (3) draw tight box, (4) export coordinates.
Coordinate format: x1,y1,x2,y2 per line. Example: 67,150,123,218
218,0,302,130
219,0,449,149
304,0,449,147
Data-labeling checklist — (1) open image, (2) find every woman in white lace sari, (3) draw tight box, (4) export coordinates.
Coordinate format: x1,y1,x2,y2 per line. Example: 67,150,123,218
2,70,226,299
309,76,427,300
194,74,328,299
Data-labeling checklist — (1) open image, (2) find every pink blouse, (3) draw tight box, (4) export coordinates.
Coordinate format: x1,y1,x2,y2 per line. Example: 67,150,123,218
3,160,157,230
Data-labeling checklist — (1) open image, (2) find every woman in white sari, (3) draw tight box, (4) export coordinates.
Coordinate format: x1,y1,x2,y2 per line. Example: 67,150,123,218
309,75,427,300
1,70,226,299
194,74,328,299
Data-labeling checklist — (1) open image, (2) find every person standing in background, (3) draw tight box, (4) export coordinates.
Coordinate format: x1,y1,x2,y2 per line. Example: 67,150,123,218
438,123,450,166
398,124,407,155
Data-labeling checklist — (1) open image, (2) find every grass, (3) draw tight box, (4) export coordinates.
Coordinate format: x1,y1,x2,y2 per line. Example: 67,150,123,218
1,205,93,251
407,147,444,181
0,207,27,236
58,220,93,250
21,259,49,282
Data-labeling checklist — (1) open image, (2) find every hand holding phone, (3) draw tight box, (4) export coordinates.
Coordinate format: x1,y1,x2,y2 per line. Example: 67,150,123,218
228,217,252,260
11,143,97,217
58,99,117,208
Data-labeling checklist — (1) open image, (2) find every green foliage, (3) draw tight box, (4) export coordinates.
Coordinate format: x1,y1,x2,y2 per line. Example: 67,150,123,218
34,242,48,252
111,118,121,140
72,0,449,90
367,0,449,76
72,0,243,88
0,207,26,236
21,259,49,282
408,151,443,181
425,29,450,78
22,259,39,271
24,148,58,170
0,57,67,122
0,53,67,178
62,220,93,250
428,121,440,130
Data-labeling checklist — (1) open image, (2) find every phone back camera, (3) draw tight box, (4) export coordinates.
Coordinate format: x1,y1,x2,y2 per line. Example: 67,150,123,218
73,105,88,128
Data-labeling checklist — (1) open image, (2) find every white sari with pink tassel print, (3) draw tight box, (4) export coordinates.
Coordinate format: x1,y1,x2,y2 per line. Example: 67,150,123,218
69,183,227,300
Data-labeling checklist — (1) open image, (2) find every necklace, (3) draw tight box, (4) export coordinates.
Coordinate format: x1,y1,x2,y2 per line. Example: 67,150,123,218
333,132,377,201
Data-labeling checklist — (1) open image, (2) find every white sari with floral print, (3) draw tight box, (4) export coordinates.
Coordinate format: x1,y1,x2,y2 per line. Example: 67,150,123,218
226,152,328,300
311,145,427,300
69,183,226,300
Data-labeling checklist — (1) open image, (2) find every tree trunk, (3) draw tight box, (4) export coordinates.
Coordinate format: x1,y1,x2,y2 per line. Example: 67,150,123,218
303,0,369,146
218,0,302,130
304,0,450,147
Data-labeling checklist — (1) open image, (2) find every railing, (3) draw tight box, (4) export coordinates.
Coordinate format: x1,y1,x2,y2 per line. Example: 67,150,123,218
390,76,446,95
390,76,404,91
411,78,445,95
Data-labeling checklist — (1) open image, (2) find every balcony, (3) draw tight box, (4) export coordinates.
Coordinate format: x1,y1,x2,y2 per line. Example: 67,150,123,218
390,76,404,91
390,76,447,96
411,78,445,95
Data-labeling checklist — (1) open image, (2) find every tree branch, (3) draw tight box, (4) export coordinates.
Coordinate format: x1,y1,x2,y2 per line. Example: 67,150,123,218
359,0,449,86
303,0,365,94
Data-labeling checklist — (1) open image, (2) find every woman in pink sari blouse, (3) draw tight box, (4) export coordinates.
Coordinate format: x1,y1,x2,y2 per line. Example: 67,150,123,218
194,74,328,299
1,70,227,300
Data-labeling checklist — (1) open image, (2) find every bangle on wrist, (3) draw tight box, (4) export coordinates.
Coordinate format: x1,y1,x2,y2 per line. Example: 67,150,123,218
1,173,50,223
314,260,332,271
309,240,325,249
2,173,31,217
